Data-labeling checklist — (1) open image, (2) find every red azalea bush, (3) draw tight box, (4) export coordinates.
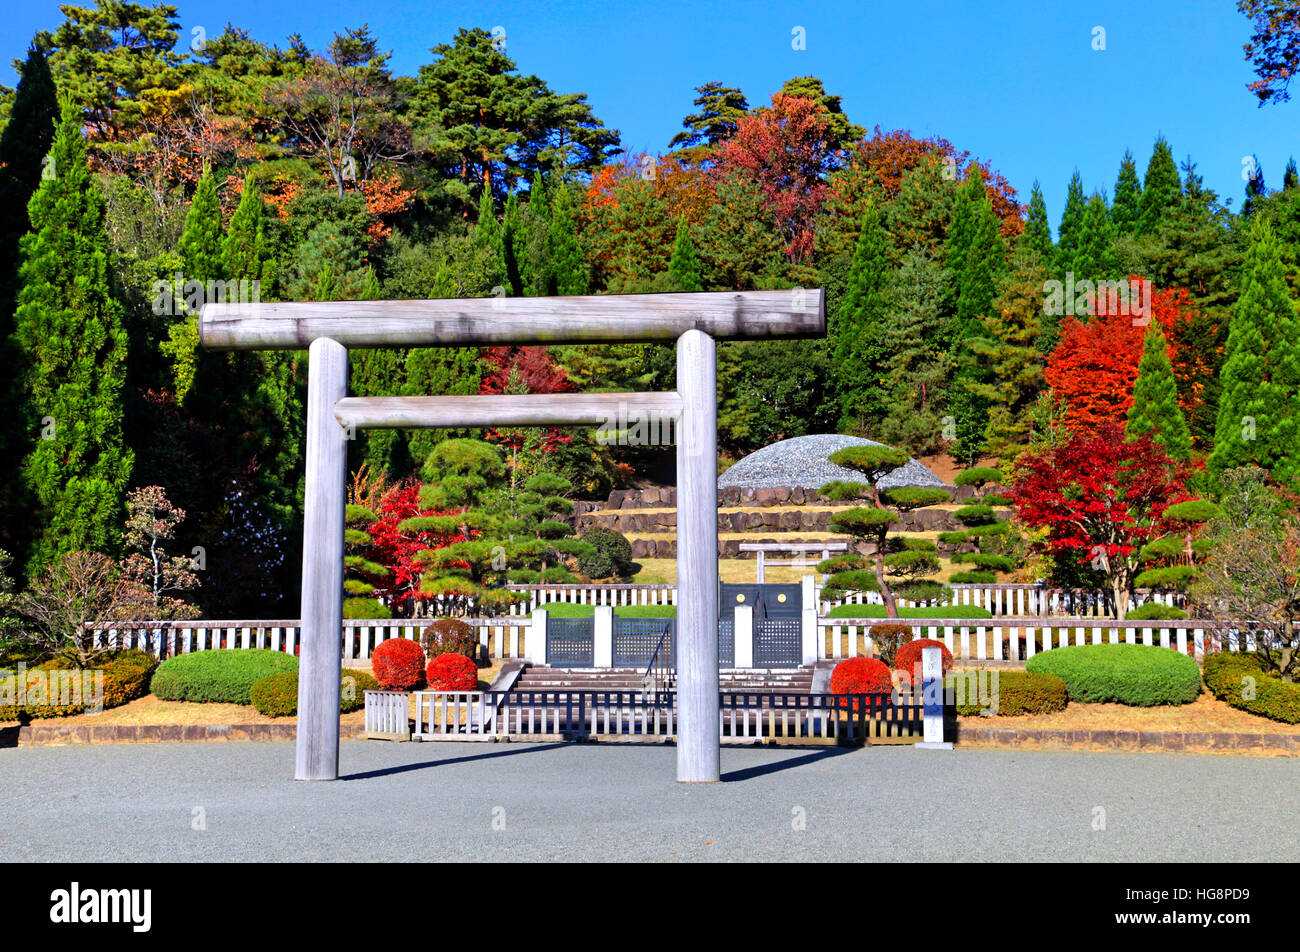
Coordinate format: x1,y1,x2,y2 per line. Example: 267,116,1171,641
426,653,478,692
830,657,895,698
894,638,954,684
371,637,427,690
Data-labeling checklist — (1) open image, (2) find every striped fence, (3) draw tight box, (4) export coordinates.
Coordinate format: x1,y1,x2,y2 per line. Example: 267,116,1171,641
504,583,677,614
818,616,1277,663
86,617,533,662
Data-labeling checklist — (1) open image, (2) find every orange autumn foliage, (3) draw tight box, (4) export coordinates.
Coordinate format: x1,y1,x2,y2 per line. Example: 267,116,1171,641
362,170,417,243
1044,283,1202,432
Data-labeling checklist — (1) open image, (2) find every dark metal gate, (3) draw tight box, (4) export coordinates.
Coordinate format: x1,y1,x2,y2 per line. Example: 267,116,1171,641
613,617,674,668
719,582,803,667
754,618,803,668
546,617,594,667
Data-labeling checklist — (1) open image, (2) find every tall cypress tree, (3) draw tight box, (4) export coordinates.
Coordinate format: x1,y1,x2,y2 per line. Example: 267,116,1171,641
14,98,134,575
1126,325,1192,461
1284,157,1299,191
178,167,223,281
1112,150,1142,236
667,216,703,291
350,268,408,476
0,46,59,554
833,204,889,431
1138,136,1181,235
547,182,587,295
1056,170,1086,276
1020,181,1053,261
500,190,523,296
1075,191,1119,283
1209,216,1300,486
222,175,265,280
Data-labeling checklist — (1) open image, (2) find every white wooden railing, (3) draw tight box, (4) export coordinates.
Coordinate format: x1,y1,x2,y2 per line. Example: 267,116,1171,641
504,583,676,613
87,617,532,662
818,616,1273,662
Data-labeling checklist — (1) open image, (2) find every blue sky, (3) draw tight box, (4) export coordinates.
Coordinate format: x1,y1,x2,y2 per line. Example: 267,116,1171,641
2,0,1293,230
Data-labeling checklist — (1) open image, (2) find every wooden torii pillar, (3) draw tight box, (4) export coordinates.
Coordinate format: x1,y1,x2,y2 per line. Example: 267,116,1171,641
200,290,825,782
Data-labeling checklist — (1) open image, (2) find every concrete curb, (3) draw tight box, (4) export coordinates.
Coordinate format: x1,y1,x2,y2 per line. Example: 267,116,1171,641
954,726,1299,756
3,722,367,747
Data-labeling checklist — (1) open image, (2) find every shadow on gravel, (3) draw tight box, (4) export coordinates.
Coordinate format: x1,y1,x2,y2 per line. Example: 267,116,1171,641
721,745,859,782
342,742,570,780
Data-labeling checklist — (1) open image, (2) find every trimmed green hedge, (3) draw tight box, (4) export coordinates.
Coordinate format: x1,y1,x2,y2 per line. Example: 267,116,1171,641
826,604,992,620
1025,643,1200,706
1124,602,1189,620
0,649,156,719
151,649,299,705
1202,651,1300,724
534,603,676,619
946,669,1069,717
249,668,380,717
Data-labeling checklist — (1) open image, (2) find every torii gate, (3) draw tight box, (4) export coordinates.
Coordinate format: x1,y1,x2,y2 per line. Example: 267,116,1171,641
200,290,825,782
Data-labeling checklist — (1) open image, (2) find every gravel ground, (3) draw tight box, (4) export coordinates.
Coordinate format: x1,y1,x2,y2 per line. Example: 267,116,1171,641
1,741,1292,862
718,434,947,490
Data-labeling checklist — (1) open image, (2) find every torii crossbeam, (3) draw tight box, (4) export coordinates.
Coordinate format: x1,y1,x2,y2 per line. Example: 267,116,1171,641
200,290,825,782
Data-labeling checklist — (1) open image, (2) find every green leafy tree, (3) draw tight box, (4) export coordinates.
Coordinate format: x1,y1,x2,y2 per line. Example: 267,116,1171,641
695,171,784,289
833,205,889,431
496,471,592,583
1020,181,1053,261
344,502,391,619
1055,170,1086,275
547,182,587,295
776,76,864,152
1127,324,1193,461
1208,215,1300,486
1112,150,1143,236
14,98,134,575
668,80,748,154
1074,191,1119,280
941,468,1017,583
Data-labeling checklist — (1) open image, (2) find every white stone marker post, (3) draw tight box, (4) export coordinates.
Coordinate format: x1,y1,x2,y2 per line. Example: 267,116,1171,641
914,644,953,750
675,329,720,782
296,338,349,780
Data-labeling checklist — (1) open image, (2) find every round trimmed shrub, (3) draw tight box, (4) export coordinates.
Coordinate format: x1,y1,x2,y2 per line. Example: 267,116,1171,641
1124,602,1189,620
867,623,910,665
344,597,392,620
830,657,895,697
421,618,480,664
576,526,634,579
0,649,157,719
151,649,298,705
249,668,381,717
1202,651,1300,724
425,653,478,692
894,638,954,682
946,669,1069,716
371,637,426,690
1025,643,1201,706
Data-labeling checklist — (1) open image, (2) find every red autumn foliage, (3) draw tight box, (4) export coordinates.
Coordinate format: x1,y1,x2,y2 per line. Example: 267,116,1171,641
830,657,895,697
365,482,463,613
1044,283,1201,432
713,94,836,262
1010,424,1191,611
893,638,954,682
479,346,573,452
425,653,478,692
851,126,1023,239
371,637,427,690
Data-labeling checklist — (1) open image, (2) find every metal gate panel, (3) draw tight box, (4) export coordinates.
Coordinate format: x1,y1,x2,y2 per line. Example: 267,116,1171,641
546,617,594,667
613,617,674,668
754,617,802,668
717,619,734,668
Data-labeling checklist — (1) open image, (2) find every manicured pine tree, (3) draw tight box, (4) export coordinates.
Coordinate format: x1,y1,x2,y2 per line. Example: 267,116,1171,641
1019,181,1053,261
547,182,587,295
1056,170,1086,276
1209,216,1300,486
1126,324,1193,461
1137,136,1181,235
1111,150,1143,236
667,217,703,291
14,98,134,575
832,204,889,431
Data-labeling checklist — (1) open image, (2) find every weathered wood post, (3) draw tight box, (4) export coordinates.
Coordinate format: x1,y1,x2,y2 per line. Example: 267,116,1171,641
296,337,349,780
675,329,719,782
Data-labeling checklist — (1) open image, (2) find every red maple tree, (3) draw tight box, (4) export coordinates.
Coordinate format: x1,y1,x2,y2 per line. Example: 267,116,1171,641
1044,284,1202,432
713,94,835,262
1011,423,1191,617
479,346,573,453
365,481,464,615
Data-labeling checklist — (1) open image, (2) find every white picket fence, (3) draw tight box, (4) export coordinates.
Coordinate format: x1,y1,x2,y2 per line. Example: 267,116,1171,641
818,616,1271,662
87,617,533,662
504,583,677,614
